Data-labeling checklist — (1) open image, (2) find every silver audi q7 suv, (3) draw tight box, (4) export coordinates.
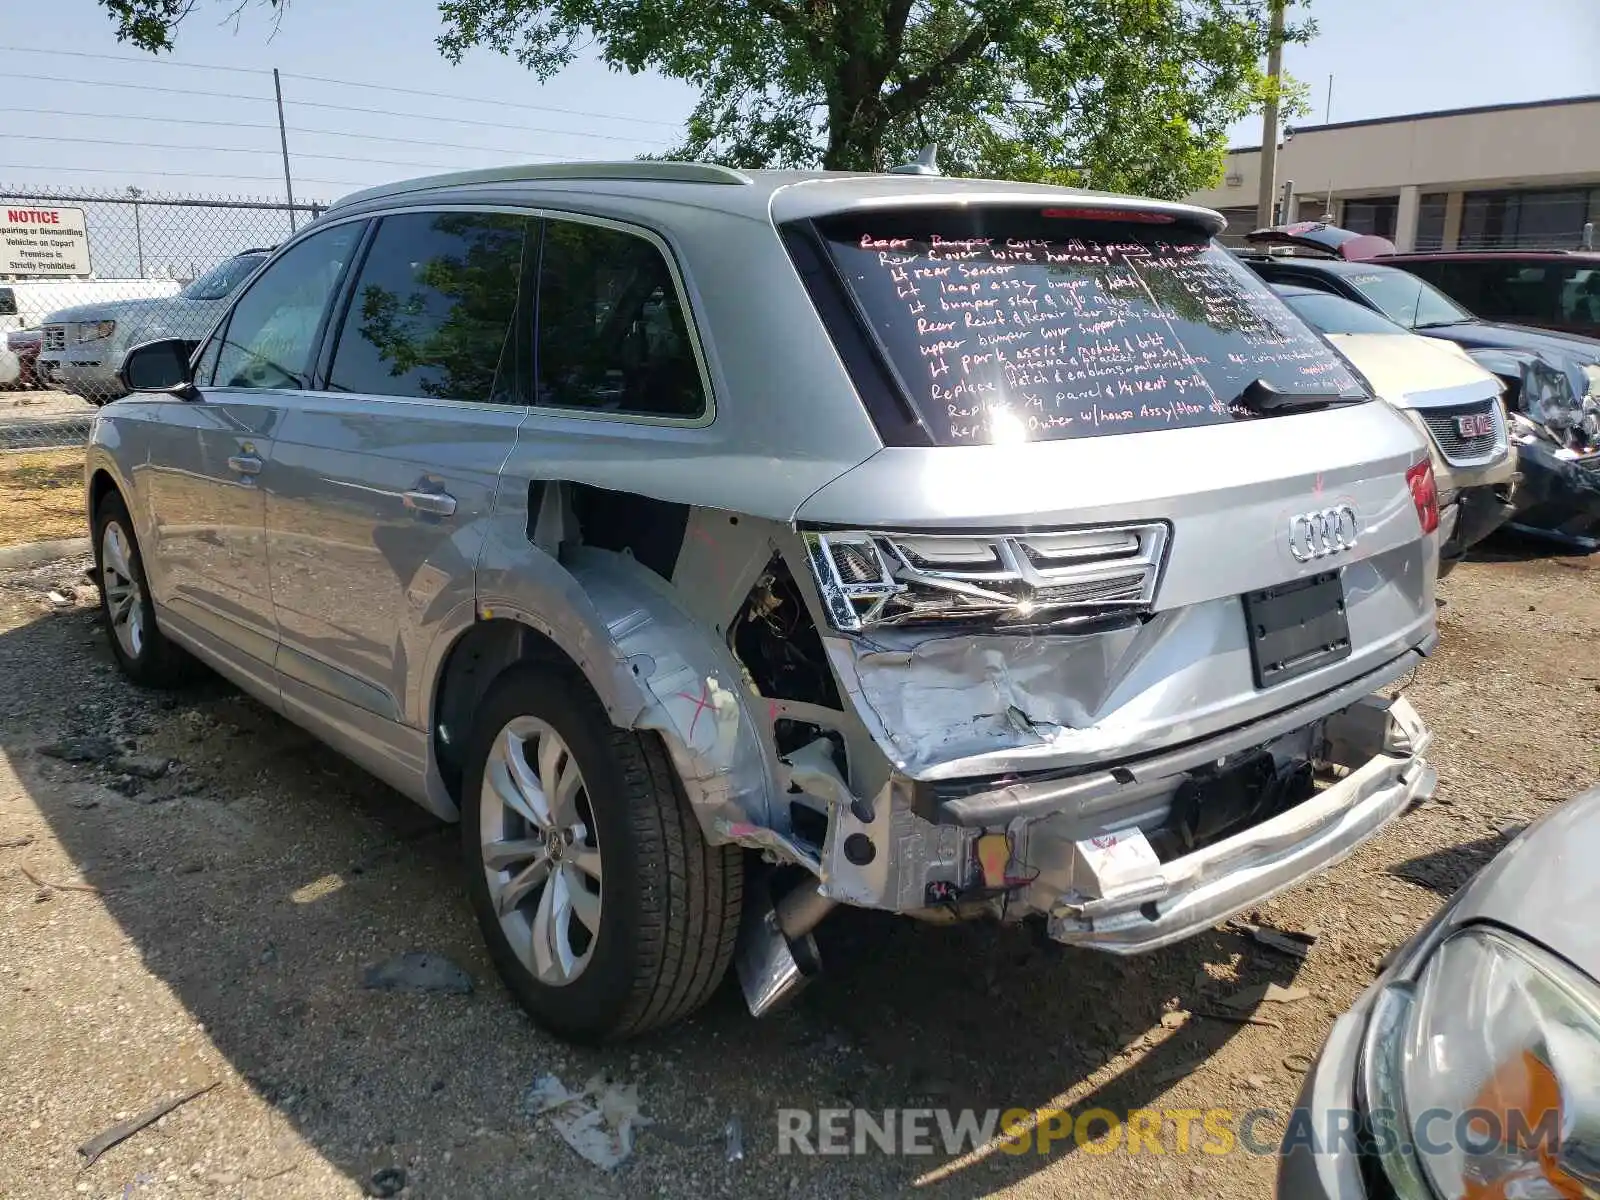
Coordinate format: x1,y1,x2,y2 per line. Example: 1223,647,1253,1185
91,162,1442,1042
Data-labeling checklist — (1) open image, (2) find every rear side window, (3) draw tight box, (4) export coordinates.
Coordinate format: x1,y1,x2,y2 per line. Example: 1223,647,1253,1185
212,221,363,390
328,211,528,403
533,219,706,419
0,288,15,316
808,208,1365,446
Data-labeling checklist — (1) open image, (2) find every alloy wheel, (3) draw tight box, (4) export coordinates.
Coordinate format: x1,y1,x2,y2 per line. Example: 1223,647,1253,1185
100,520,145,660
479,716,604,986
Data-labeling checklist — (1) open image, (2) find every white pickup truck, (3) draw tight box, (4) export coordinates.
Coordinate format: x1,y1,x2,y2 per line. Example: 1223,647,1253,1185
1,278,180,389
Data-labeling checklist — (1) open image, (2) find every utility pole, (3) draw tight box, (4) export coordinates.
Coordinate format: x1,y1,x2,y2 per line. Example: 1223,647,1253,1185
127,186,145,277
274,68,298,233
1255,0,1287,230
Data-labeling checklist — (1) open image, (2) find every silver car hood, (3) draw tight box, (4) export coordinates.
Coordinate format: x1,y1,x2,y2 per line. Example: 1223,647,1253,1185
42,296,174,325
1444,785,1600,977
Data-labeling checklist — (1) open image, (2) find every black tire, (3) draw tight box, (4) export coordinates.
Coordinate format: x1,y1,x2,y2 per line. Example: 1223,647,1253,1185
462,663,743,1042
93,491,194,688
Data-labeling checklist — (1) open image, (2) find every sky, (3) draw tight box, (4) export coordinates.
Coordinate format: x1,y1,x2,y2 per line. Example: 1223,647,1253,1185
2,0,1597,210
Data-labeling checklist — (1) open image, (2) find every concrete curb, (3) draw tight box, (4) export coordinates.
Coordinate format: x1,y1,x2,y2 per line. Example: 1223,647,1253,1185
0,536,92,570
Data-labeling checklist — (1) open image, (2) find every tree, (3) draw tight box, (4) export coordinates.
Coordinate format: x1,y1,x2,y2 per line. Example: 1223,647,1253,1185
99,0,1311,200
98,0,288,51
437,0,1311,197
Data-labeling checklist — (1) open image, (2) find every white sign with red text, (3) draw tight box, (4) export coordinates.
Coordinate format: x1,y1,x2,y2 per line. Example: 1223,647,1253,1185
1,206,91,277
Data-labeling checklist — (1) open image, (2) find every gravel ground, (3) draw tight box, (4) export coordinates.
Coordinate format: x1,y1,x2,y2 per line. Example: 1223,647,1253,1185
1,542,1596,1200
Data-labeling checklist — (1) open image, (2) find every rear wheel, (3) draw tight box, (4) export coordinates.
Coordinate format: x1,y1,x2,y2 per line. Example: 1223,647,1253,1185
461,664,742,1042
94,492,192,687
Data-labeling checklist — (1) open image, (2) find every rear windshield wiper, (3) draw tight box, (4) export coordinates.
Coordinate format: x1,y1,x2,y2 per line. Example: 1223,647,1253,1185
1232,378,1366,414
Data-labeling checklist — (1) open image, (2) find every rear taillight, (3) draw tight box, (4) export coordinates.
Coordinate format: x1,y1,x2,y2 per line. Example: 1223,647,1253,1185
1406,460,1440,535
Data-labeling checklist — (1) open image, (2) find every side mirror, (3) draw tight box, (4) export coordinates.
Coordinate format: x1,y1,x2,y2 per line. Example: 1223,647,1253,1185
121,338,198,395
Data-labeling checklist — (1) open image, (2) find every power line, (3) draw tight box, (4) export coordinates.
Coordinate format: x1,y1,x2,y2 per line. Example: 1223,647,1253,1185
0,44,683,130
281,71,684,130
283,97,662,144
4,106,571,158
4,71,665,145
3,163,363,188
0,44,273,74
5,71,272,106
0,130,568,171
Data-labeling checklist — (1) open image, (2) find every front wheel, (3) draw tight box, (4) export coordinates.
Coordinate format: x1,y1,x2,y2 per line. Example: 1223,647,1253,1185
461,664,742,1042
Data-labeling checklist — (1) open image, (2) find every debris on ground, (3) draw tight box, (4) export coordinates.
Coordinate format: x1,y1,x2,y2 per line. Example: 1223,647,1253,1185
1219,981,1310,1011
77,1082,218,1166
0,834,34,849
726,1115,745,1163
19,865,100,895
38,735,117,764
361,952,473,995
1227,917,1318,959
112,753,173,781
364,1166,407,1197
522,1072,651,1170
46,590,71,608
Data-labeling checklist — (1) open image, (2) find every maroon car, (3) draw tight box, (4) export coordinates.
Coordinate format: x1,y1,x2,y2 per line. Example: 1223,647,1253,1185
1376,249,1600,338
3,328,42,390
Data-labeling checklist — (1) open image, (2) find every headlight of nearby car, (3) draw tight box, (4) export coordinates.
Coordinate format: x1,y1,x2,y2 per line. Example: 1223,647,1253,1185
80,319,117,343
1364,926,1600,1199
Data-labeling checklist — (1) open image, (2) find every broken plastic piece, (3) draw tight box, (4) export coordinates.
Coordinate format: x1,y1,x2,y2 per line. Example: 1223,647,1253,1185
523,1072,651,1169
725,1114,745,1163
78,1082,218,1166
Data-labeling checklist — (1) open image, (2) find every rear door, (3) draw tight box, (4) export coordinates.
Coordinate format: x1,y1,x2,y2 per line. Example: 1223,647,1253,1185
139,219,365,695
263,207,530,752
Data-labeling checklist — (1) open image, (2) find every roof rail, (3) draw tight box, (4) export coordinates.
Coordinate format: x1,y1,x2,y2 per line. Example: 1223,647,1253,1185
328,160,753,210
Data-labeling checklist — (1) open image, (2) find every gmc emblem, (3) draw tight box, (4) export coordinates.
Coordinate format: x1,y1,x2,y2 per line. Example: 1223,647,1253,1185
1456,412,1495,438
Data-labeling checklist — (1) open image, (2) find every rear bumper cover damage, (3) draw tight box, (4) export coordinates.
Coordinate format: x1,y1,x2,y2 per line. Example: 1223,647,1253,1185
799,648,1433,953
1044,695,1433,952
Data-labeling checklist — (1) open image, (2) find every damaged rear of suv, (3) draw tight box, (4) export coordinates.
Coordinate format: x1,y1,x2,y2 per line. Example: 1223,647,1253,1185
474,172,1440,1039
99,164,1441,1044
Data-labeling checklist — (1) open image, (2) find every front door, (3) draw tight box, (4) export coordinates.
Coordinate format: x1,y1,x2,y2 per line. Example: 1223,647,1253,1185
264,208,530,740
141,220,366,692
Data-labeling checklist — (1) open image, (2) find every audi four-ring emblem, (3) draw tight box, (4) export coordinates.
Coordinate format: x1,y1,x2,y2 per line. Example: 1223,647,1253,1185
1288,505,1359,562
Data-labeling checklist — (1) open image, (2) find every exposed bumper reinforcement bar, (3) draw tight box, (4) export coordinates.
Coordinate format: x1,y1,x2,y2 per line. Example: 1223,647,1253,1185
1045,695,1435,954
942,643,1433,828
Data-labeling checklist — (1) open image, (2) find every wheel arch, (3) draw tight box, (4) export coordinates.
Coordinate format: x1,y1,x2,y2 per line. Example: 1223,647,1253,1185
432,535,791,856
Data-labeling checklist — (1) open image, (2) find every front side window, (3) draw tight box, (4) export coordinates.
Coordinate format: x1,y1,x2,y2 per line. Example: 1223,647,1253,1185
811,208,1366,446
1342,266,1474,330
534,219,706,419
328,211,528,403
211,222,363,390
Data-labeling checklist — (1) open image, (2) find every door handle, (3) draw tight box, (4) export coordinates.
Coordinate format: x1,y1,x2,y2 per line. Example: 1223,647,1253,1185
403,489,457,517
227,454,263,475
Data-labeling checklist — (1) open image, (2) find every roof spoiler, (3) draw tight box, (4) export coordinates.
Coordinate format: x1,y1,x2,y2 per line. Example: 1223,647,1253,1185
1244,221,1395,261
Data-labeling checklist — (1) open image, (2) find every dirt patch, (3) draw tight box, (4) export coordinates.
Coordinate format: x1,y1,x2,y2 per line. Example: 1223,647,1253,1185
0,448,86,547
0,540,1596,1199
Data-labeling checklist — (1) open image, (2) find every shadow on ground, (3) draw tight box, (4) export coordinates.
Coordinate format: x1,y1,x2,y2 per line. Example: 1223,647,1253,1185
2,599,1306,1198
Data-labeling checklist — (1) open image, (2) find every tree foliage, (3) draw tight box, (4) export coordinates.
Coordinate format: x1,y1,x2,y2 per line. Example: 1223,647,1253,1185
98,0,1312,199
438,0,1312,197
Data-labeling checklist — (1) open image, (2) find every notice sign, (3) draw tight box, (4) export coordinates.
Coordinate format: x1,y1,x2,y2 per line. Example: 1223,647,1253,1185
1,206,91,276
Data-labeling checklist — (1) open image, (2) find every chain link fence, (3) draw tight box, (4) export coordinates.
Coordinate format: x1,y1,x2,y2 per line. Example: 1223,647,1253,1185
1,186,325,452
